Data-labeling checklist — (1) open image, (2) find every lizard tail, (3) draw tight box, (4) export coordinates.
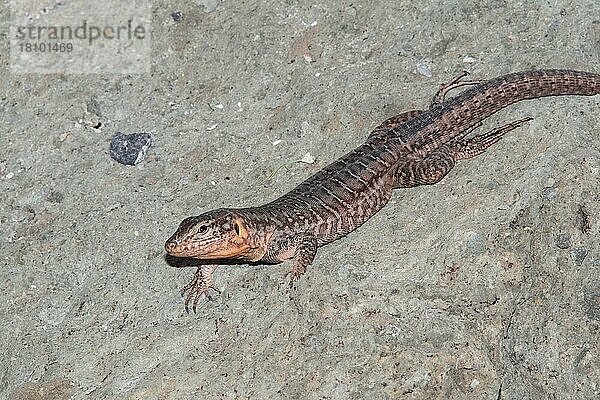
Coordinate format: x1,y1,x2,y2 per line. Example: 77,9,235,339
409,69,600,151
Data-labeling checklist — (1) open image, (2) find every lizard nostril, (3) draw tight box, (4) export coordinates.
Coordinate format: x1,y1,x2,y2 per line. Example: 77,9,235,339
165,241,176,252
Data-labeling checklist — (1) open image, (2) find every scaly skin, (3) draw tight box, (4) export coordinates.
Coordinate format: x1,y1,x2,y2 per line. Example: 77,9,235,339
165,69,600,312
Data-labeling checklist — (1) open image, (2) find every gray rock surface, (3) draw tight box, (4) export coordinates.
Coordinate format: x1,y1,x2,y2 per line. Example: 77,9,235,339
1,0,598,399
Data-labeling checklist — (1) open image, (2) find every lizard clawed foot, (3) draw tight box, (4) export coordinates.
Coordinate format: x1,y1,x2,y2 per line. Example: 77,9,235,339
181,281,221,314
431,70,485,105
180,266,219,313
284,264,307,288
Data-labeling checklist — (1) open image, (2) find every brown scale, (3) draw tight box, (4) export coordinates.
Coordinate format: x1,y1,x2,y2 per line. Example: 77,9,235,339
165,69,600,312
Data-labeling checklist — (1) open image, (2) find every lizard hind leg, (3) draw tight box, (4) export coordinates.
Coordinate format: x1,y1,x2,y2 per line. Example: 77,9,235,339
431,70,485,105
450,117,533,160
372,71,486,132
393,149,457,188
368,109,424,139
391,116,532,189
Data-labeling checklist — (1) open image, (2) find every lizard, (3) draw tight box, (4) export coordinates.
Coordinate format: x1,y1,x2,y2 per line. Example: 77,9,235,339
165,69,599,312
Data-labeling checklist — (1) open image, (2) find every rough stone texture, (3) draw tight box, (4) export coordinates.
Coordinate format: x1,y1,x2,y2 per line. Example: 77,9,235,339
0,1,598,399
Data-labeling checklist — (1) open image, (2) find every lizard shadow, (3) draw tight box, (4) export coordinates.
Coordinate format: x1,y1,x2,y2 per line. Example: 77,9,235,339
164,254,272,269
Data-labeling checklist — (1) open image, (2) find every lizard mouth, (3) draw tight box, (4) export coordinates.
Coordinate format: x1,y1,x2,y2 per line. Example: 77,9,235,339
164,240,190,257
164,238,210,258
165,238,250,260
164,234,204,258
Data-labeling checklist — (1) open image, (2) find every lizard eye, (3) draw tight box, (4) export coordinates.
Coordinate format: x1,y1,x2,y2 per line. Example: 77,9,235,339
196,225,208,235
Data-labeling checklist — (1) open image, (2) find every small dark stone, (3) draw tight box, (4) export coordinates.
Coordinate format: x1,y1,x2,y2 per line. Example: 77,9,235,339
171,11,183,21
47,191,64,203
570,248,589,266
554,233,571,249
110,132,153,166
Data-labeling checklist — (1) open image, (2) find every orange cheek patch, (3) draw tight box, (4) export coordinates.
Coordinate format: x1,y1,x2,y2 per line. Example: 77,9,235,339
200,235,252,259
214,245,251,259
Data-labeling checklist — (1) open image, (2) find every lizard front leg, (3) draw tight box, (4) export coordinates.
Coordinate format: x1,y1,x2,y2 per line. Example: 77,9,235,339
180,265,220,313
263,232,318,285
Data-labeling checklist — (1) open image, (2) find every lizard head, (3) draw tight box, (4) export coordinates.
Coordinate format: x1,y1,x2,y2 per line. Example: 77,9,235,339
165,209,256,260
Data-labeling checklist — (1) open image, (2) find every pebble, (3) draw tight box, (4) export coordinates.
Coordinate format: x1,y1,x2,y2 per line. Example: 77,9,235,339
570,248,588,266
171,11,183,21
109,132,153,166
